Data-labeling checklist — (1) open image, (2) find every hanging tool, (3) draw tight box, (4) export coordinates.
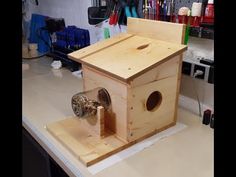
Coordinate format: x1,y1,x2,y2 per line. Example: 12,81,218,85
113,3,119,25
156,0,160,20
166,2,171,21
163,0,167,21
117,0,128,25
143,0,148,19
111,0,124,25
125,6,132,17
124,0,139,18
159,0,164,20
109,2,117,25
170,0,175,22
148,1,152,20
137,0,144,18
131,6,138,17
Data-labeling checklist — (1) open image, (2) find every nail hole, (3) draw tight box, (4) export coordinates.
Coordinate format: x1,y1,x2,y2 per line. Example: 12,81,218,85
131,107,133,110
137,44,149,50
128,68,131,70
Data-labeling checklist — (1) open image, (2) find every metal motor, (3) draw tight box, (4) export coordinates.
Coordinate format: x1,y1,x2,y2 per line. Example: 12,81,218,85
71,88,111,118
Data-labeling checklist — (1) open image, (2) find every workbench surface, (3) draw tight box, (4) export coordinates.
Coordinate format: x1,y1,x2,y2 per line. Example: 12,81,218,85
23,57,213,177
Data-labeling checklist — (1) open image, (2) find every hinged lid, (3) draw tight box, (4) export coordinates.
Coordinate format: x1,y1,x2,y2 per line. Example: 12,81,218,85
68,18,188,83
68,33,187,82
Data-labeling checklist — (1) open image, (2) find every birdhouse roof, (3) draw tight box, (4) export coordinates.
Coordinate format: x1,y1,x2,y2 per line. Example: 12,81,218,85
68,33,187,83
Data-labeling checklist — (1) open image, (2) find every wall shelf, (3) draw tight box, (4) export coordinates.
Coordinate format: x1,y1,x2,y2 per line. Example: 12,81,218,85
189,26,214,40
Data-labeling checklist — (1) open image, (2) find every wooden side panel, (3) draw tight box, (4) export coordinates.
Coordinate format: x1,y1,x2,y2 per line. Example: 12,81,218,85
173,54,184,122
77,106,105,138
68,33,133,62
127,17,186,44
130,55,180,87
128,75,179,141
83,65,129,142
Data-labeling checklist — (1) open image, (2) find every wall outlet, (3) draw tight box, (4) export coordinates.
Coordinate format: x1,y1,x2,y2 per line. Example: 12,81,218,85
182,61,192,76
193,64,206,79
208,66,214,84
182,60,213,84
192,63,211,82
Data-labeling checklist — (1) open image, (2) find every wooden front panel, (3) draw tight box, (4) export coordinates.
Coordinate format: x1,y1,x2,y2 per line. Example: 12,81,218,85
128,75,179,142
83,65,129,142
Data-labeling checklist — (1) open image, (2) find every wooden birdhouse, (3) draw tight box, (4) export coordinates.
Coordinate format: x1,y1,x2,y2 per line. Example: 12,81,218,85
46,18,187,166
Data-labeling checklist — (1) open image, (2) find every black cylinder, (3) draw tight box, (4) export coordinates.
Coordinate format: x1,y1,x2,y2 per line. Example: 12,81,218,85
210,114,214,129
202,109,211,125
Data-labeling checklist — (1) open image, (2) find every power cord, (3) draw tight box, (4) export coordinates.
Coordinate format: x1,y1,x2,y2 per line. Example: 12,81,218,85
193,70,203,78
22,27,52,60
192,70,204,117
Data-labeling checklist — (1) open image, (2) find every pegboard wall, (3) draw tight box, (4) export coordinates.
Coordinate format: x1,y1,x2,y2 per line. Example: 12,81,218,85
92,0,205,16
166,0,203,15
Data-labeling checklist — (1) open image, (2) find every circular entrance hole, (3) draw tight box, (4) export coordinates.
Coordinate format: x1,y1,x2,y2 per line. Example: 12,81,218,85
146,91,162,111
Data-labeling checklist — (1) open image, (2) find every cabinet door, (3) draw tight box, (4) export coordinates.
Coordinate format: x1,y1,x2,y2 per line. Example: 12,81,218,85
22,128,51,177
22,128,69,177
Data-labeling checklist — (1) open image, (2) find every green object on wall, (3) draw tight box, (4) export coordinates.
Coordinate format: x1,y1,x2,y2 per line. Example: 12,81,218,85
104,28,110,39
184,10,191,45
184,25,190,45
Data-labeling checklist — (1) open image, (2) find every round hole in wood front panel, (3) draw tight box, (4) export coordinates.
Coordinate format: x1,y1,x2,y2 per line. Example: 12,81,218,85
146,91,162,111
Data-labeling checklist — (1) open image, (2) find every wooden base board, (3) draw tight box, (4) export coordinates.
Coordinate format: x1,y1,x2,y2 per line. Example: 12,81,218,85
46,117,176,166
46,117,129,166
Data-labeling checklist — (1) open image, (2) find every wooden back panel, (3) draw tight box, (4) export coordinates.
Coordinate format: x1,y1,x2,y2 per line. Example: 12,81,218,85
127,17,186,44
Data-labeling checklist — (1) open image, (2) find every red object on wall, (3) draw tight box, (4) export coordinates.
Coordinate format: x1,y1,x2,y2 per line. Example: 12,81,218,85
178,15,188,24
205,3,214,18
203,1,214,24
191,16,201,27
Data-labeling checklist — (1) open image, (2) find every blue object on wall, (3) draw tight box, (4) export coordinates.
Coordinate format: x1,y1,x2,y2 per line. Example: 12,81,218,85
29,14,50,53
54,26,90,49
84,29,90,46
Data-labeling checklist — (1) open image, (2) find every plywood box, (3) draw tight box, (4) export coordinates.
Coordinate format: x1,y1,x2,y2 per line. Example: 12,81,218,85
46,18,187,166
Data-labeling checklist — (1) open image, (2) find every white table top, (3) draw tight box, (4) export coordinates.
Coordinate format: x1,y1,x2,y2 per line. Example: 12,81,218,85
22,57,213,177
